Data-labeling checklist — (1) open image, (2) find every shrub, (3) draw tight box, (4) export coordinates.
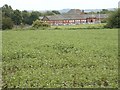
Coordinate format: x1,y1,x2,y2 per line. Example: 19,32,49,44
32,19,50,29
2,17,14,30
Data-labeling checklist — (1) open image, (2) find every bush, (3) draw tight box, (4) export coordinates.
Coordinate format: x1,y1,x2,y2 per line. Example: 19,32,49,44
32,20,50,29
101,19,107,23
106,8,120,28
2,17,14,30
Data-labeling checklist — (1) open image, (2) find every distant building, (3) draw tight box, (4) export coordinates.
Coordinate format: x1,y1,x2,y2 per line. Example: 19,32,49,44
41,9,108,25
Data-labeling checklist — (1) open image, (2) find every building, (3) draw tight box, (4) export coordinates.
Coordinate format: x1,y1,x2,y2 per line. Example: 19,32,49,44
41,9,108,25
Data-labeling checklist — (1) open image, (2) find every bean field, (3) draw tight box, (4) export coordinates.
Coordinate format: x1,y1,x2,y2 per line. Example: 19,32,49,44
2,29,118,88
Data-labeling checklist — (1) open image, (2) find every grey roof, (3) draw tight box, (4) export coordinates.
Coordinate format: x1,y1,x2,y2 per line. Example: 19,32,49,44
79,14,108,19
42,9,108,20
67,9,81,14
47,15,64,20
43,14,108,20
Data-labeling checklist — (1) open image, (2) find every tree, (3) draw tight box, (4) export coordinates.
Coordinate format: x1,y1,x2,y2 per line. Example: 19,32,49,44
101,9,109,14
88,11,96,14
52,10,60,14
106,8,120,28
12,9,22,25
2,4,13,18
44,11,55,16
2,4,14,30
28,11,39,25
2,17,13,30
97,9,115,14
21,10,30,25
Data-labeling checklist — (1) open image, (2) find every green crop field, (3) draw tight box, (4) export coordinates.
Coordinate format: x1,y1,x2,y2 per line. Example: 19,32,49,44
2,29,118,88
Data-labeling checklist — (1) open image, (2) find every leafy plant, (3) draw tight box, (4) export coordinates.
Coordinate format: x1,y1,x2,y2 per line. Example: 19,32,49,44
32,19,50,29
2,29,118,88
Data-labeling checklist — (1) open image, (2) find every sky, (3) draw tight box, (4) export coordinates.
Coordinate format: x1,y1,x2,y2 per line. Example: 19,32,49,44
0,0,119,11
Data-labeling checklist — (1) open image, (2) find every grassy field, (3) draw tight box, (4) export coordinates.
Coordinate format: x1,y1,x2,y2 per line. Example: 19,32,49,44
2,29,118,88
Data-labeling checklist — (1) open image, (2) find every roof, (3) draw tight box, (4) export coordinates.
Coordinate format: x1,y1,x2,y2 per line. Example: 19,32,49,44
43,14,108,20
67,9,81,14
42,9,108,21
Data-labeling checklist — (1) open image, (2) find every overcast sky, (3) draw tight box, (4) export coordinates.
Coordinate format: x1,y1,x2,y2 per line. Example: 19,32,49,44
0,0,119,11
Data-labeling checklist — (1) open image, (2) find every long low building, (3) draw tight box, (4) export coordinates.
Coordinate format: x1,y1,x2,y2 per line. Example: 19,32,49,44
41,9,108,25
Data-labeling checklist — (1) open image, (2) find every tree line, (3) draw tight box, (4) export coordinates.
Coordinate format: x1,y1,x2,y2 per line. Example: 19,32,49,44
1,4,60,30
